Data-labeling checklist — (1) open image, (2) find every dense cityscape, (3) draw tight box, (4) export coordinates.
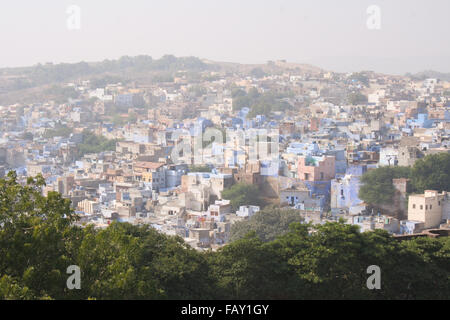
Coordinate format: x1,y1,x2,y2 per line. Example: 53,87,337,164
1,56,449,250
1,54,449,301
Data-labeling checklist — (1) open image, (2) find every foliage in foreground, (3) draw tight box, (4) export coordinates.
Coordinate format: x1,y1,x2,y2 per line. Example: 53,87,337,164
0,172,449,300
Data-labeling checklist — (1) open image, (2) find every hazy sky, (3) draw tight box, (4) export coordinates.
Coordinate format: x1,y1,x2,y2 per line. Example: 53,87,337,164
1,0,449,74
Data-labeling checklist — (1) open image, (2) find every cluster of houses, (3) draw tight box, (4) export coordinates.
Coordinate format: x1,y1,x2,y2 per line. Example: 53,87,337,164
1,61,449,249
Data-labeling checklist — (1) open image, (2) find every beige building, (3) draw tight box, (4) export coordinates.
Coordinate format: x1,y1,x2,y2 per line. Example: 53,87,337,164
77,199,100,215
116,141,146,155
408,190,447,229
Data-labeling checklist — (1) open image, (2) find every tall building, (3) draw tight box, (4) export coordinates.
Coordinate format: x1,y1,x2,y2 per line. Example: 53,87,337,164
408,190,449,229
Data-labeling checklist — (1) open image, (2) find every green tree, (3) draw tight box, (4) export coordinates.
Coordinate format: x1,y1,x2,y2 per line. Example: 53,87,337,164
0,171,78,299
221,183,264,211
76,130,117,159
0,173,216,300
189,165,212,173
230,207,304,242
359,166,411,205
232,89,291,116
0,275,47,300
73,223,215,299
231,88,246,99
112,113,127,126
268,222,450,299
410,153,450,193
208,234,298,299
348,92,368,105
44,85,80,103
250,68,267,79
43,126,73,139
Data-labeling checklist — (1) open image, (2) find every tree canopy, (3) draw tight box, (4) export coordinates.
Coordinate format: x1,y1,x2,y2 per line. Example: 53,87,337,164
0,172,449,300
348,92,368,105
359,153,450,207
0,172,215,300
359,166,412,205
76,130,117,159
410,153,450,193
43,125,73,139
232,88,292,117
230,207,304,242
250,68,267,79
188,165,212,173
209,222,449,299
221,183,264,211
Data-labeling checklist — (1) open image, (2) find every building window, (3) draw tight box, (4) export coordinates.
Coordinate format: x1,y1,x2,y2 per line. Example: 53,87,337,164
413,204,416,209
430,205,432,210
420,205,423,210
438,201,441,206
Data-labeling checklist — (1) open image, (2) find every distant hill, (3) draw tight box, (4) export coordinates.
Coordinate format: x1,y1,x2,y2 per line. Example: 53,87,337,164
203,58,324,76
406,70,450,81
0,55,214,104
0,55,325,105
0,55,211,90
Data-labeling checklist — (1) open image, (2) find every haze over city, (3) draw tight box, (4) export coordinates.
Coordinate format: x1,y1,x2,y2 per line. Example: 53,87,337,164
1,0,450,74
